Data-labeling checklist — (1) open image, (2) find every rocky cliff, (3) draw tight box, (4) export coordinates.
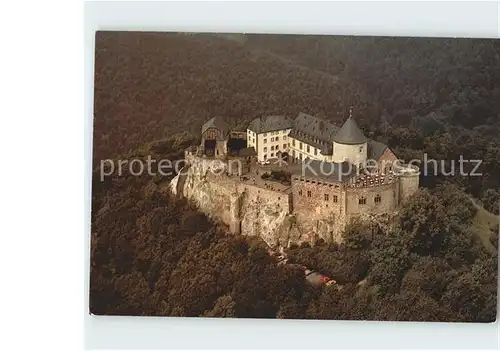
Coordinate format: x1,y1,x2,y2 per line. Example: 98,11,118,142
170,156,302,247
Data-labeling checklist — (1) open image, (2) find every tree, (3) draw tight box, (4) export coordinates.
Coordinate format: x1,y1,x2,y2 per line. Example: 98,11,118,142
369,233,410,294
441,257,498,322
400,256,454,300
343,218,372,250
203,295,237,318
398,189,451,255
490,226,498,249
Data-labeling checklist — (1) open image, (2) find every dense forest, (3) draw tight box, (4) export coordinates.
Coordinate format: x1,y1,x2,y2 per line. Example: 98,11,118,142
93,32,500,214
90,135,497,321
91,32,499,321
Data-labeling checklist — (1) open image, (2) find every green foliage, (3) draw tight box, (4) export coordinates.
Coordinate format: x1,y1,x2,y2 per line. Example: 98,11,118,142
440,257,498,322
287,245,370,285
398,189,451,255
91,34,499,322
90,164,312,318
490,226,499,249
369,234,411,295
400,256,455,300
270,170,292,184
203,295,236,318
343,218,373,250
481,188,500,215
434,184,477,226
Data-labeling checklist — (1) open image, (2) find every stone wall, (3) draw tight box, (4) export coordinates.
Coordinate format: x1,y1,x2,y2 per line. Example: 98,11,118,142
345,181,399,219
171,154,417,248
171,154,293,247
291,176,347,243
398,169,420,202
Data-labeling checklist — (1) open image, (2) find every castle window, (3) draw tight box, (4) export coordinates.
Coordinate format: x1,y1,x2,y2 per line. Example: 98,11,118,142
307,145,310,153
333,195,338,203
359,146,363,153
264,139,267,144
359,196,366,205
299,190,303,196
300,142,303,150
271,137,274,142
271,153,274,157
314,148,318,156
292,139,295,147
264,147,267,152
375,194,382,203
283,144,287,149
307,191,312,197
283,136,287,140
324,194,329,201
292,150,296,158
276,136,279,141
270,145,274,151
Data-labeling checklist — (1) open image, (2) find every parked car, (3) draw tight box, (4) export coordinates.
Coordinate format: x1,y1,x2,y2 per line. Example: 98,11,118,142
325,279,337,286
319,276,330,283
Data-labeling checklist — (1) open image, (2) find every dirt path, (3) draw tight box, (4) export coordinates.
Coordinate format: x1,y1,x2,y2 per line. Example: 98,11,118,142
467,195,498,254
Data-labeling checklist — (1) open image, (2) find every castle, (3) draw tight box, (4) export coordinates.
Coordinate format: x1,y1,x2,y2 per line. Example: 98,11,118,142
172,112,419,247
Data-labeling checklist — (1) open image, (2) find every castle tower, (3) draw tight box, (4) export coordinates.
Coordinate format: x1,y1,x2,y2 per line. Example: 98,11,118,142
398,164,420,202
331,109,368,167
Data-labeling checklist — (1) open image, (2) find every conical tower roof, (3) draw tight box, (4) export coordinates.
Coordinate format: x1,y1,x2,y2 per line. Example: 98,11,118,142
333,115,367,145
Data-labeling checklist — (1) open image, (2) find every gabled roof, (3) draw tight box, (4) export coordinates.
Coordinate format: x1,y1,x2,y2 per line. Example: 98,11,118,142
333,117,367,145
293,112,339,143
367,139,388,161
202,117,229,136
247,115,293,134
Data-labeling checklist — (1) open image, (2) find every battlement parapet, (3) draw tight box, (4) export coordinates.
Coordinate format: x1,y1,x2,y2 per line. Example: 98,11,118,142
347,172,398,188
394,163,420,176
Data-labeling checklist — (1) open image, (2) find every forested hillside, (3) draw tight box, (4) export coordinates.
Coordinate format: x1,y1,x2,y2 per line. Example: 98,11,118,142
93,32,500,213
93,32,358,164
91,32,499,320
90,136,497,321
